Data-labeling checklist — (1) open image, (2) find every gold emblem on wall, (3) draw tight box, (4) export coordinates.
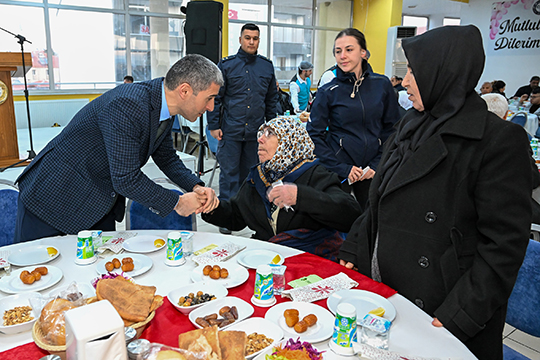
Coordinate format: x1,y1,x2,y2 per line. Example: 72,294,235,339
0,80,8,105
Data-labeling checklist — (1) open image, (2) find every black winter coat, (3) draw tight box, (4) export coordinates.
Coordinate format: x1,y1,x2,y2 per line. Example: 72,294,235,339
339,94,537,352
203,165,361,240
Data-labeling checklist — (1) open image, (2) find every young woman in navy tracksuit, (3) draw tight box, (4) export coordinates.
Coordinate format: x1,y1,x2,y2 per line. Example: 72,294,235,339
307,28,400,211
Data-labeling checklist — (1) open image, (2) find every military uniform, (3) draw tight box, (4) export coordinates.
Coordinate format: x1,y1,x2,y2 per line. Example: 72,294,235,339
207,48,279,201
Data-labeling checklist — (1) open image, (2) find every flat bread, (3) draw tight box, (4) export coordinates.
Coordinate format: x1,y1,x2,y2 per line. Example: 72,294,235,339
218,331,246,360
96,277,156,322
178,326,222,360
156,350,187,360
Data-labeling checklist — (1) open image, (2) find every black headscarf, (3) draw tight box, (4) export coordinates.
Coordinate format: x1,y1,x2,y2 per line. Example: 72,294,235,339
377,25,485,195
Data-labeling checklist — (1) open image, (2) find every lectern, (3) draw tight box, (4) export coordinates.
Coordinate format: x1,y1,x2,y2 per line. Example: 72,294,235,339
0,52,31,168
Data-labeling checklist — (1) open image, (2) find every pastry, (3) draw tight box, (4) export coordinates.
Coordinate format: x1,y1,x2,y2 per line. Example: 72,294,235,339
294,320,308,333
303,314,317,327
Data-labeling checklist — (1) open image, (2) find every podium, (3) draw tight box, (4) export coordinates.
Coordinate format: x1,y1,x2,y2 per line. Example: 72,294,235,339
0,52,32,168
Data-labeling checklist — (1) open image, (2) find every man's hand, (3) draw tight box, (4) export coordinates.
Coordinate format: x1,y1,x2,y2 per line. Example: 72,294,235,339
210,129,223,141
432,318,443,327
519,94,529,104
174,193,203,216
193,185,219,213
268,184,297,209
339,259,356,269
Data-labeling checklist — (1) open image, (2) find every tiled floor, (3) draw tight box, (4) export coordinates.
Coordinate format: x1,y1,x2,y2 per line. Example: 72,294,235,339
3,128,540,359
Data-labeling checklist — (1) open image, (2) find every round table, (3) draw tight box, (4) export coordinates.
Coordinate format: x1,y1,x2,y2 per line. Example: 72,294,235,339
0,230,476,359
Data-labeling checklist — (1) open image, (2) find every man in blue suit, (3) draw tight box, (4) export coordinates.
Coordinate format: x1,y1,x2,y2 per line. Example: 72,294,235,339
14,54,222,243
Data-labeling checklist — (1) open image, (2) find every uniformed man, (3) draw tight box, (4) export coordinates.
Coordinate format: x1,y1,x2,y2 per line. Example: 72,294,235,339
289,61,313,114
207,23,279,234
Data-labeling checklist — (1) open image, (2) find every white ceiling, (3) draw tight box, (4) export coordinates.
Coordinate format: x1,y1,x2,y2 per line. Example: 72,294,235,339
402,0,464,18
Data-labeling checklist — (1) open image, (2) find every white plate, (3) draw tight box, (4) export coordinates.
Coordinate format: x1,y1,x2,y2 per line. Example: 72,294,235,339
227,317,284,360
48,282,96,299
189,296,254,330
0,292,42,334
168,282,228,315
95,254,153,277
122,235,166,253
253,338,325,360
326,289,396,323
0,266,63,294
237,249,284,269
190,263,249,289
8,246,60,267
264,301,334,343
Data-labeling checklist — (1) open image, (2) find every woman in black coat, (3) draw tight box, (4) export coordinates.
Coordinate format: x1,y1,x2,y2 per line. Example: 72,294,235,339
338,25,537,359
203,116,360,260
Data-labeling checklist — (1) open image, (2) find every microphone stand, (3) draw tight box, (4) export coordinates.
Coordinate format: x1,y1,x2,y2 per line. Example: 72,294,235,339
188,115,212,178
0,27,36,172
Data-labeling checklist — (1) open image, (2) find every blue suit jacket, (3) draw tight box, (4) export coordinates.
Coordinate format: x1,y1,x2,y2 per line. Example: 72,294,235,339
17,78,202,234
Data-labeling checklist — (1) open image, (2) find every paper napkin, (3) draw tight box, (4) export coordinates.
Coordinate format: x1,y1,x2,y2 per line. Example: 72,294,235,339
96,231,137,256
192,242,246,265
282,272,358,302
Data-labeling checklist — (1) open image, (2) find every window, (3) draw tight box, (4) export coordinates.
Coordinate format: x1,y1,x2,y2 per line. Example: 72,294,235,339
402,15,428,35
230,0,352,86
1,0,352,91
130,16,184,81
0,4,49,91
443,18,461,26
48,9,125,90
229,0,268,22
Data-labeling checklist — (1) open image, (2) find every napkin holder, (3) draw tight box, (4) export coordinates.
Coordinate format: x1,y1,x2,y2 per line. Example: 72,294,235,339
65,300,127,360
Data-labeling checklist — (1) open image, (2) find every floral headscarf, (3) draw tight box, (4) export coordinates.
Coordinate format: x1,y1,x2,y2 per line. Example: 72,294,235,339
258,116,316,184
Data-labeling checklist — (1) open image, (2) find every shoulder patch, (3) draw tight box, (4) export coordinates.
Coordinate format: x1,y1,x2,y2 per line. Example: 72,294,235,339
257,54,272,63
221,54,236,62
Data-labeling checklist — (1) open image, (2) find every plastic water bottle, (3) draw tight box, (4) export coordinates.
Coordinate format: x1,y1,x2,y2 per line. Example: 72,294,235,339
285,110,290,116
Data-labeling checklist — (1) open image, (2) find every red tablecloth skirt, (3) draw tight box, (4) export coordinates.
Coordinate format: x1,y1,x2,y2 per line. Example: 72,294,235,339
1,252,396,359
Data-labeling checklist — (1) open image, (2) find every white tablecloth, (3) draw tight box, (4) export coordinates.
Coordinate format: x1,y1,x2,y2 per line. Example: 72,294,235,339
0,231,476,359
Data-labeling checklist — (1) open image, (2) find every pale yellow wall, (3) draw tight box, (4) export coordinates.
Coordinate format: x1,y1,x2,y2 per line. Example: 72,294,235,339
352,0,403,74
13,94,102,102
217,0,229,57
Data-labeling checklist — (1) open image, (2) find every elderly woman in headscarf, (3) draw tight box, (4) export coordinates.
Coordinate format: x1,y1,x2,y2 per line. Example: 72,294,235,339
338,25,537,359
203,116,361,261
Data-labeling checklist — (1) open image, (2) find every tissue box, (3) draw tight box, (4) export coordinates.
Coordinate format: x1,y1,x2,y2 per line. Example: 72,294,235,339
65,300,127,360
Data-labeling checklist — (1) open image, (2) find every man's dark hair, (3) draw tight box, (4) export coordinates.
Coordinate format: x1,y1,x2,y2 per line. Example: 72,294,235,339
532,87,540,95
333,28,367,55
531,76,540,82
123,75,134,83
241,23,260,35
165,54,223,94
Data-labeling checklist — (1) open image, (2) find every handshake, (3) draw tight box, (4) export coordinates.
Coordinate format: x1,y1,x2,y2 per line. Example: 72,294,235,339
174,185,219,216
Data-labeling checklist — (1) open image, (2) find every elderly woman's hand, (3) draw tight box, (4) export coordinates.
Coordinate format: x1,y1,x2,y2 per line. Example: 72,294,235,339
268,184,298,209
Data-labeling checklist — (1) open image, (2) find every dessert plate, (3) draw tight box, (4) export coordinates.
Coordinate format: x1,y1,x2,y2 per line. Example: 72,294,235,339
0,266,63,294
8,246,60,267
95,254,153,278
227,317,284,360
190,263,249,289
326,289,396,323
122,235,166,253
264,301,334,343
169,282,228,315
237,249,284,269
189,296,254,330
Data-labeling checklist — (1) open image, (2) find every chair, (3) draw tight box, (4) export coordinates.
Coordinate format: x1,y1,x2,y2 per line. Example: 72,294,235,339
125,178,196,231
503,239,540,359
171,115,197,153
206,125,220,188
0,180,19,247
